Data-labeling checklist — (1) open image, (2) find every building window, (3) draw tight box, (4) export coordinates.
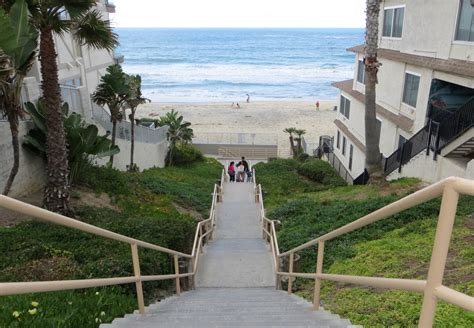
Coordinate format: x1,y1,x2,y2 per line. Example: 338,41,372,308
336,130,340,149
357,60,366,84
455,0,474,42
383,7,405,38
340,96,351,119
402,73,420,108
349,144,354,170
342,136,347,156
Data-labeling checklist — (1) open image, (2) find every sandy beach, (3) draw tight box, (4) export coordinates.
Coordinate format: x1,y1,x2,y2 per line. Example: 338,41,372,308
136,100,338,153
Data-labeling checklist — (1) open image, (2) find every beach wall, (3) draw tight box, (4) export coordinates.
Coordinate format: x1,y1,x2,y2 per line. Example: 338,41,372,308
388,152,473,183
0,121,46,197
103,138,169,171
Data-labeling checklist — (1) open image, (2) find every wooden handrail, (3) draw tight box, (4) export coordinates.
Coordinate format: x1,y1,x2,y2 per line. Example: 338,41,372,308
0,169,226,315
254,176,474,326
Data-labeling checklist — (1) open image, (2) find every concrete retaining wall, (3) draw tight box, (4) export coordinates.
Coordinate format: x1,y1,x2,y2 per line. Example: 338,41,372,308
388,152,473,183
0,121,45,197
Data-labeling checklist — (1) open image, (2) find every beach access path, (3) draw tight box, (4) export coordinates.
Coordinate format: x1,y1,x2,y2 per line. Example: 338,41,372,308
196,181,274,287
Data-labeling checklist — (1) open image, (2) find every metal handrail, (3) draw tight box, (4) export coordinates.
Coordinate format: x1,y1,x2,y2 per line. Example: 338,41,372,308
254,175,474,326
0,169,226,315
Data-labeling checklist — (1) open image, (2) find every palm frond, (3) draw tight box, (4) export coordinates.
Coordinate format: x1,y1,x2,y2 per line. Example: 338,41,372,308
73,9,118,52
62,0,95,19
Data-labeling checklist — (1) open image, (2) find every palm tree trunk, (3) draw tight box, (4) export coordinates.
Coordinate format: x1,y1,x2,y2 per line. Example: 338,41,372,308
130,111,135,170
289,136,297,158
3,110,20,196
110,119,117,164
364,0,386,185
39,27,70,213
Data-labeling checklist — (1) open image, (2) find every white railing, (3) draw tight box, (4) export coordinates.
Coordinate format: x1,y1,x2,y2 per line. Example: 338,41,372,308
254,175,474,327
91,103,168,144
0,170,226,315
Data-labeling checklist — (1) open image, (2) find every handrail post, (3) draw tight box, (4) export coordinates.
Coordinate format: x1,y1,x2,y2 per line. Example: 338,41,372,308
174,255,181,296
288,252,294,294
313,241,325,310
131,243,145,314
419,186,459,327
200,224,204,253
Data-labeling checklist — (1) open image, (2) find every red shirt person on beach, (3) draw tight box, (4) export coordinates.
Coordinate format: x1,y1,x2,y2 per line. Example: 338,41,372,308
315,101,320,110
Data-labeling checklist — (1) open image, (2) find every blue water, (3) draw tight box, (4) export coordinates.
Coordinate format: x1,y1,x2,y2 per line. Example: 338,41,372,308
115,28,364,102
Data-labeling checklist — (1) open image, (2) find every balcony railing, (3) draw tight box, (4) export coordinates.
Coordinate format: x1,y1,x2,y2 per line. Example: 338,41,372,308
385,96,474,176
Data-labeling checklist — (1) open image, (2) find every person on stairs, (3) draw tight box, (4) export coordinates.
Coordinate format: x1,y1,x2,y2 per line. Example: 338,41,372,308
228,161,235,182
236,163,245,182
236,157,249,183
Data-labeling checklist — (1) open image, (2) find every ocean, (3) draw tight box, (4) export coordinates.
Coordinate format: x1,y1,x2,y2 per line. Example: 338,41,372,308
115,28,364,102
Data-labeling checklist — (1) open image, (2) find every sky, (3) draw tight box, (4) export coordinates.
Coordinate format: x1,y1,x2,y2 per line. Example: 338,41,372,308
110,0,366,28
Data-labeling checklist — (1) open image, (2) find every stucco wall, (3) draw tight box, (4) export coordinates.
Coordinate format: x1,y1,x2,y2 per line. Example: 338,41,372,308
388,152,473,183
0,121,45,197
379,0,474,61
93,123,169,171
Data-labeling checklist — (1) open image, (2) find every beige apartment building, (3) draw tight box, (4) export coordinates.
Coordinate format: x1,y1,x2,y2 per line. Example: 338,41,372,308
328,0,474,184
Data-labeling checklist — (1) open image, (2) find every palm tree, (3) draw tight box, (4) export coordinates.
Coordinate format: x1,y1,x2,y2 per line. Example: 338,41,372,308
0,0,38,195
92,64,129,165
125,74,149,172
158,110,194,166
294,129,306,156
24,0,119,213
364,0,386,184
283,127,298,158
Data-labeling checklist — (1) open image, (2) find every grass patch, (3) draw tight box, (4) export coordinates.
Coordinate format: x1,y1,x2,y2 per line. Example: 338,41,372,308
0,158,223,327
256,159,474,327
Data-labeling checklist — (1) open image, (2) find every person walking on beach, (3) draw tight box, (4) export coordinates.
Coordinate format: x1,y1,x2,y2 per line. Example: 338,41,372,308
228,161,236,182
236,103,240,109
246,94,250,103
315,101,320,110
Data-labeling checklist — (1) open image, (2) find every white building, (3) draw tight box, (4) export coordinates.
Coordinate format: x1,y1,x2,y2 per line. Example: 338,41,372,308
330,0,474,184
21,0,120,119
1,1,168,196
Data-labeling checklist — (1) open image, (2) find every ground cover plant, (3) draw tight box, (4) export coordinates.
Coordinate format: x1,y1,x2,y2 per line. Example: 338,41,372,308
256,159,474,327
0,159,222,327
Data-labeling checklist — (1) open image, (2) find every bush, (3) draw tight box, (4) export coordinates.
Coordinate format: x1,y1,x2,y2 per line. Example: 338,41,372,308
297,153,310,162
297,159,346,186
171,144,203,166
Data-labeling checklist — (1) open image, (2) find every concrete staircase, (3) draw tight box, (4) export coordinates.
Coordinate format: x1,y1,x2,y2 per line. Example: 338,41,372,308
101,182,359,327
101,288,360,327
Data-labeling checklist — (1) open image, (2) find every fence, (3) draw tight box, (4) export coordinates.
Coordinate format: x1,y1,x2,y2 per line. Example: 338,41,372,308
0,169,226,315
91,103,168,144
193,132,278,146
385,96,474,175
384,125,430,175
255,175,474,327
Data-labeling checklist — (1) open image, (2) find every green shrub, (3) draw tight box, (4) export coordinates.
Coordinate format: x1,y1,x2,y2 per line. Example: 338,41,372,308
170,144,203,166
297,159,346,186
80,165,130,196
297,153,310,162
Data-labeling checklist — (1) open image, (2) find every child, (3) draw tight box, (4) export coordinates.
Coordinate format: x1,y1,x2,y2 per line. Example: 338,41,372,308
228,161,235,182
246,170,253,183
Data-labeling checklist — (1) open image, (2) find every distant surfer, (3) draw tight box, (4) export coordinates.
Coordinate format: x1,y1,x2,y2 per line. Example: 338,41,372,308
246,94,250,103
